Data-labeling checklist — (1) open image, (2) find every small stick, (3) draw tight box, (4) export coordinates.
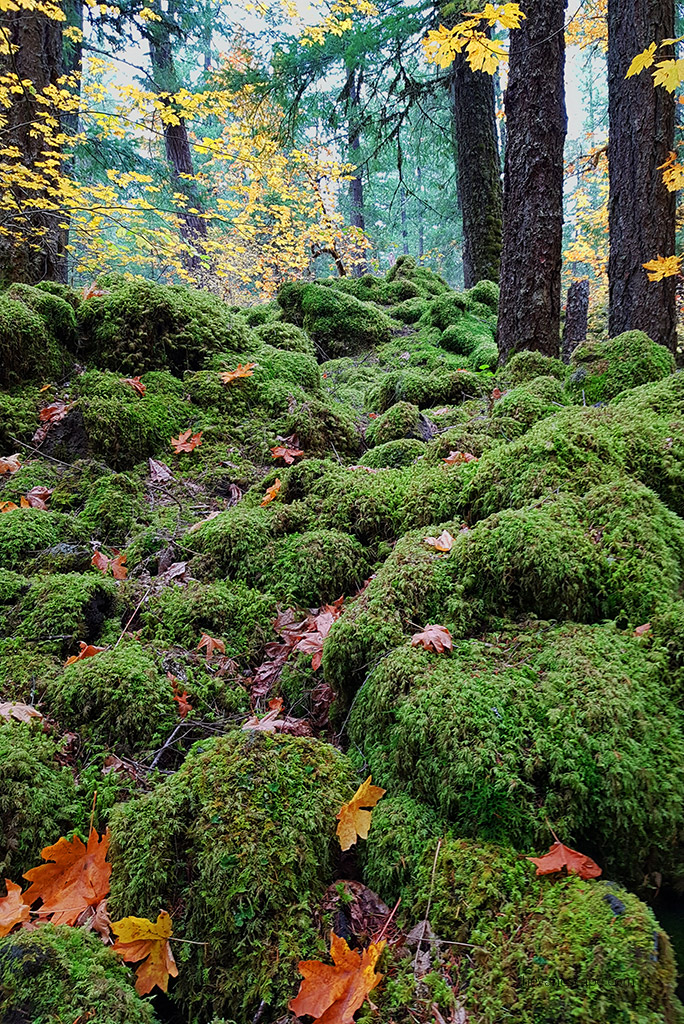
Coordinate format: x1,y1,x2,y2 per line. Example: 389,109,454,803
374,897,401,943
88,791,97,835
114,585,152,648
414,838,442,975
149,722,186,769
7,435,72,467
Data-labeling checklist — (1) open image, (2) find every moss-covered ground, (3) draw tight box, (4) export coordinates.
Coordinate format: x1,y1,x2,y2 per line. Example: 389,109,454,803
1,265,683,1023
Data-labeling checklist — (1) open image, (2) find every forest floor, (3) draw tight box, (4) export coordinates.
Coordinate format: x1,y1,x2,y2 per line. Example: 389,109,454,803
1,259,684,1024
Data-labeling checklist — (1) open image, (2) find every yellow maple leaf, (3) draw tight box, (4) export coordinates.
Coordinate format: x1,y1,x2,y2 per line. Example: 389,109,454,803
642,254,683,281
111,910,178,996
481,2,525,30
652,58,684,92
658,151,684,192
626,42,657,78
336,776,386,851
466,35,507,74
421,25,464,69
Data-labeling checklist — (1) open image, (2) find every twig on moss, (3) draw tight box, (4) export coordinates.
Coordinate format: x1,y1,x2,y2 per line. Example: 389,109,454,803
413,838,442,976
7,435,71,467
114,585,152,649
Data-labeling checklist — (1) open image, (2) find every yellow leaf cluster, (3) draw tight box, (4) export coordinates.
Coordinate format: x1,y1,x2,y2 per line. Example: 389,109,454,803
422,3,524,74
642,254,683,282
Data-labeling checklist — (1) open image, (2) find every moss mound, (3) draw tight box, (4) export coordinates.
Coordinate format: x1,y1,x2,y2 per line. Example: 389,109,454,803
568,330,675,404
0,287,71,387
253,319,315,356
0,924,156,1024
277,281,393,357
505,349,568,385
366,401,421,446
0,510,87,572
77,278,252,376
351,622,684,880
12,572,115,651
492,375,567,430
46,644,175,753
109,731,357,1021
360,438,426,469
0,721,87,877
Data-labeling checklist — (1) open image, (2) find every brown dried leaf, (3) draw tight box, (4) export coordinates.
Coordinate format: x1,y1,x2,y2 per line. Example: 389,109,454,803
423,530,455,553
0,701,44,724
0,454,21,475
411,624,452,654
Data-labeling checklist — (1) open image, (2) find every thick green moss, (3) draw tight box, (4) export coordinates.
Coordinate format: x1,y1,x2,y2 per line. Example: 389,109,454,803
253,320,315,356
78,472,145,543
0,721,86,877
366,401,420,446
360,438,426,469
351,622,684,880
285,396,362,459
441,312,493,356
0,386,42,447
322,479,684,697
568,330,675,404
46,644,175,753
109,731,358,1021
77,278,253,376
391,296,429,324
611,371,684,418
264,529,371,605
505,349,568,385
362,795,443,906
491,375,568,430
0,509,87,571
11,572,115,652
467,278,500,310
0,289,70,387
470,338,499,371
243,300,280,326
425,290,469,331
0,924,156,1024
278,282,393,358
8,282,78,349
368,366,484,413
385,256,450,297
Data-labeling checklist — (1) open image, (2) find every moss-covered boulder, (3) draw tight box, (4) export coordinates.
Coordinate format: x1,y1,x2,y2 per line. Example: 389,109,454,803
0,509,87,572
253,319,315,356
385,256,450,297
360,438,426,469
365,833,683,1024
78,473,145,544
11,572,115,651
505,349,568,385
46,644,175,753
491,375,567,431
568,330,675,404
109,731,357,1021
0,924,156,1024
0,721,87,877
277,281,393,358
0,287,72,387
351,623,684,880
77,278,252,376
366,401,421,446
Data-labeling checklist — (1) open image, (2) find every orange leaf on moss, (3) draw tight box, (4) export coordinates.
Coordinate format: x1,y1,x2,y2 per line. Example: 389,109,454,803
111,910,179,995
336,776,386,852
64,641,106,667
260,478,281,506
22,828,111,925
527,841,602,880
219,362,256,384
170,429,203,454
0,880,30,937
288,932,385,1023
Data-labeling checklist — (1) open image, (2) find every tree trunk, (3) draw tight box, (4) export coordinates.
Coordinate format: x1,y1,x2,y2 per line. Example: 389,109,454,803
417,164,425,259
400,186,409,255
562,278,590,362
450,45,502,285
57,0,84,281
147,13,208,269
497,0,568,362
347,68,366,277
0,7,66,283
607,0,676,350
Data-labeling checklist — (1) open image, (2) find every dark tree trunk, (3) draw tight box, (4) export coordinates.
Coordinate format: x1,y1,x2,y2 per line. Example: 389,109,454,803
57,0,84,280
497,0,568,362
607,0,676,350
417,164,425,259
0,7,66,283
400,186,409,255
147,13,207,268
450,45,502,286
347,69,366,277
562,278,590,362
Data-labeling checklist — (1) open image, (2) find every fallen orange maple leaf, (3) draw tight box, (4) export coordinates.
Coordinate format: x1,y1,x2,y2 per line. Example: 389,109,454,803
527,841,602,880
443,451,478,465
170,429,203,454
271,444,304,465
39,400,71,424
0,880,30,937
411,624,453,654
111,910,179,995
197,633,226,659
336,776,386,852
91,550,127,580
288,932,385,1024
22,828,111,925
219,362,257,384
260,478,281,506
64,641,106,667
0,453,21,474
120,376,146,396
0,497,30,513
423,529,455,553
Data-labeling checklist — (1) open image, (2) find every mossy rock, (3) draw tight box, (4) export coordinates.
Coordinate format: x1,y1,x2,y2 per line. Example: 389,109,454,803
366,401,421,446
466,278,500,311
425,291,469,331
78,473,145,544
368,366,484,413
470,338,499,371
11,572,115,652
0,386,42,447
0,288,71,387
45,644,175,753
253,320,315,356
8,282,78,349
0,924,156,1024
322,479,684,697
284,396,362,459
366,834,684,1024
360,438,426,469
263,529,371,605
568,330,675,404
0,721,87,877
277,282,393,358
491,375,568,430
505,349,568,385
141,579,276,661
385,256,450,296
109,731,358,1021
77,278,253,376
0,509,87,572
242,300,280,327
391,297,429,324
351,622,684,880
611,370,684,418
440,312,493,356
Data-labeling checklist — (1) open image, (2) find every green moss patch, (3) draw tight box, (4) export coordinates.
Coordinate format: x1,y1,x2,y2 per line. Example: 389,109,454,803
568,330,675,404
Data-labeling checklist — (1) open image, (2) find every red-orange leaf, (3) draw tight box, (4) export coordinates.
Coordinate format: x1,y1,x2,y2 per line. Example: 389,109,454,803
82,281,106,299
219,362,257,384
336,776,386,851
25,486,51,510
39,400,71,424
197,633,226,659
0,880,30,937
0,454,21,474
64,641,106,667
527,841,602,880
170,429,203,454
443,450,478,465
288,933,385,1024
411,624,452,653
120,376,146,396
271,444,304,465
260,478,281,507
22,828,111,925
111,910,178,996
